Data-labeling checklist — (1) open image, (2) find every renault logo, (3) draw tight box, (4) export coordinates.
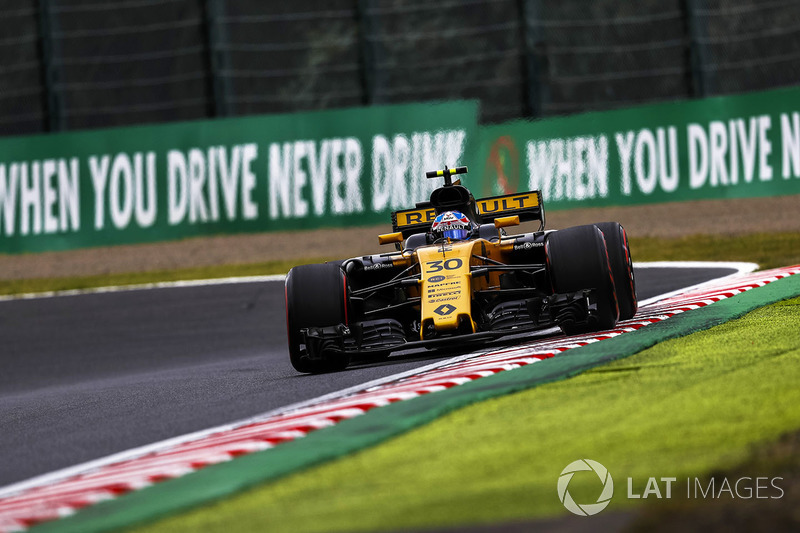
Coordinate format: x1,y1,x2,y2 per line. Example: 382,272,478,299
434,304,457,316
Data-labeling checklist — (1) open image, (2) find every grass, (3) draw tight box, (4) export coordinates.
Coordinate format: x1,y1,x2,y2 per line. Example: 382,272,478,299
1,231,799,297
136,295,800,533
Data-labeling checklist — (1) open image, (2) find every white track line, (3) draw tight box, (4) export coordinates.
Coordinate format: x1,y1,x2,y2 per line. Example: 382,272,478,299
0,275,286,302
0,261,755,499
635,261,757,306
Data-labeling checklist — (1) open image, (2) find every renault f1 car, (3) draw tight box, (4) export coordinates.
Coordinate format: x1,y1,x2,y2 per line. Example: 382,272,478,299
285,166,637,373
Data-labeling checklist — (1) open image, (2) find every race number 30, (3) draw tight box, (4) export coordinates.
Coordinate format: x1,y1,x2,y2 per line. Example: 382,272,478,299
426,259,463,272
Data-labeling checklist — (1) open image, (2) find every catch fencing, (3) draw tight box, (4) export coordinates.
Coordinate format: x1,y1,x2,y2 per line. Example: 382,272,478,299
2,0,800,136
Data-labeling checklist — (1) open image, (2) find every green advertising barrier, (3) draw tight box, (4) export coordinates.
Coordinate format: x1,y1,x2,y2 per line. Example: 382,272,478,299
0,101,478,254
472,86,800,210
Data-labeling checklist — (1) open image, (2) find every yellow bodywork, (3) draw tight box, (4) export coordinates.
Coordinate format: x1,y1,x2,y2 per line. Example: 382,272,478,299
389,236,520,339
416,240,481,337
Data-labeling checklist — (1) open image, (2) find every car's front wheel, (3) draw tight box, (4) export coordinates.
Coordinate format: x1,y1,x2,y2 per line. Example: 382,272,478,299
546,225,619,335
285,262,350,373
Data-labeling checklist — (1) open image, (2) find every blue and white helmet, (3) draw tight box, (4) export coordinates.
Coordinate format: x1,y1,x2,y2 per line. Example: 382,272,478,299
431,210,472,241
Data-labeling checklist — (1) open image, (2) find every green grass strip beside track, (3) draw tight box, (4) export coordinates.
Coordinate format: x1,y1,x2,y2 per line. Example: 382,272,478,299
34,273,800,533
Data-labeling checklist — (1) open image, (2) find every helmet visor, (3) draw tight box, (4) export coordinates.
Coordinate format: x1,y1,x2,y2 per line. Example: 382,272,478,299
442,228,470,241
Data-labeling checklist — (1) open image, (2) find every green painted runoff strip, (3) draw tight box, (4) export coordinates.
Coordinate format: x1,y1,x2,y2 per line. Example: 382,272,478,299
33,272,800,533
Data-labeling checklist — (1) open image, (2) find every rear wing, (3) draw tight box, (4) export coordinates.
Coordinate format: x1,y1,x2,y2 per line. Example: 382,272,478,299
391,206,438,238
475,190,544,229
391,190,544,237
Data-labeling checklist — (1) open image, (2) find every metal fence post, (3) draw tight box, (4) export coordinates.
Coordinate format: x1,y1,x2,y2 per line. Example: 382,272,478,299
516,0,534,118
35,0,63,132
355,0,374,105
526,0,548,118
681,0,713,98
203,0,232,117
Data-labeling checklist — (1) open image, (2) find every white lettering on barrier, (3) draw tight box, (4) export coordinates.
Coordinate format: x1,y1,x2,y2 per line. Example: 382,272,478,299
22,162,41,236
0,164,18,236
206,147,219,221
688,116,773,190
291,141,309,218
92,152,157,230
60,159,81,234
269,138,363,219
218,145,240,220
735,118,758,183
269,143,291,220
170,144,257,226
759,115,773,181
616,131,635,195
343,137,363,214
635,128,658,195
0,159,80,237
135,153,157,228
781,112,800,179
330,138,345,214
42,159,59,234
391,134,410,210
109,153,134,229
709,120,729,187
371,135,391,212
241,143,258,220
167,150,188,226
616,127,678,196
527,135,609,201
188,148,208,223
371,130,466,212
658,127,679,192
90,155,111,229
307,140,328,216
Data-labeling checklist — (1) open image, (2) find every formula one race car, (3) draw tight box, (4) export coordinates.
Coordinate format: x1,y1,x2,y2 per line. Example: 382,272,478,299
285,166,637,373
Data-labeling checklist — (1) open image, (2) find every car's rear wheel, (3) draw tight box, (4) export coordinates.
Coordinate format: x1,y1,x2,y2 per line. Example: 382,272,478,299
285,262,350,373
594,222,638,320
546,225,619,335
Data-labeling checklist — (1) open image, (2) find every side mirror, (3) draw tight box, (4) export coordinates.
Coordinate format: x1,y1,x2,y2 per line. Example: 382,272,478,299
378,232,404,245
494,215,520,229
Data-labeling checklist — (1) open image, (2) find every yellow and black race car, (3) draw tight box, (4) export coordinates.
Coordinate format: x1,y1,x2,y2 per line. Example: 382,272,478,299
285,166,637,373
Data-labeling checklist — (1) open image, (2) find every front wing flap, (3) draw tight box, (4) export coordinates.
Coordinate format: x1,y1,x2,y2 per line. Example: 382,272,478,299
298,288,602,360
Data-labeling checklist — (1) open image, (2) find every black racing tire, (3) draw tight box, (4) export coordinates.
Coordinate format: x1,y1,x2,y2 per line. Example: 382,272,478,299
285,262,350,373
546,225,619,335
594,222,638,320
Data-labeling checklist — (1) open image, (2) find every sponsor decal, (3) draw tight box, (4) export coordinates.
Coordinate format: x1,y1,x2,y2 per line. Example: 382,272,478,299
428,275,446,283
431,211,470,232
433,303,457,316
363,262,393,271
477,191,539,214
395,207,436,227
513,241,544,251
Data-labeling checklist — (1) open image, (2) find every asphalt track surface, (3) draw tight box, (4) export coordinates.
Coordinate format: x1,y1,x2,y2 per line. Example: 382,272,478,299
0,266,736,486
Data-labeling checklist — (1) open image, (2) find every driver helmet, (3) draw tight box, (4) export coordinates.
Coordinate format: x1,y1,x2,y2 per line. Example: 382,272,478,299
431,210,472,241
